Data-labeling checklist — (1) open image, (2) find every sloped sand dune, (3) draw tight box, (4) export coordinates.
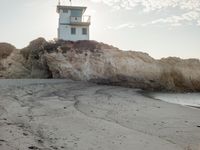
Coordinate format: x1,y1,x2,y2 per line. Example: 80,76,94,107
0,79,200,150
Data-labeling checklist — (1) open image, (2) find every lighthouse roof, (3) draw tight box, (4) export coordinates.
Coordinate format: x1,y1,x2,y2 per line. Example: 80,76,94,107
57,5,87,13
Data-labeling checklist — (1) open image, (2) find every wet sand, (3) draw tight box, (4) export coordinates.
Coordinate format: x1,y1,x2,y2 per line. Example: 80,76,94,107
149,92,200,108
0,79,200,150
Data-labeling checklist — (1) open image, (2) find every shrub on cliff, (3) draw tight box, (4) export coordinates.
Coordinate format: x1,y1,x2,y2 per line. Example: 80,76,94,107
0,43,15,59
20,38,47,60
19,38,53,78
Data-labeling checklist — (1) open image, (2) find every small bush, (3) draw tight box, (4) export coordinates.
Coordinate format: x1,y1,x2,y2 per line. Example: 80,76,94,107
0,43,15,59
20,38,47,60
43,42,59,53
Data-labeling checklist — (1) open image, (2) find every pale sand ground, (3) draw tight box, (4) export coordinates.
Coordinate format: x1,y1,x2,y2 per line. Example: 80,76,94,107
0,79,200,150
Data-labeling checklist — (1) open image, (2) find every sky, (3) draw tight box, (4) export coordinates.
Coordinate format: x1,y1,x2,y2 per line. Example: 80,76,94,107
0,0,200,59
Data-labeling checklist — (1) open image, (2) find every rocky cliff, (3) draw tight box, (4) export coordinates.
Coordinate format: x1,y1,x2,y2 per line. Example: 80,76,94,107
0,38,200,92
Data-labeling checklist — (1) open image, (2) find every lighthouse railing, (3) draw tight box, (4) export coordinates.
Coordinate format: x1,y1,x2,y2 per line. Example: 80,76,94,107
70,16,91,23
82,16,91,23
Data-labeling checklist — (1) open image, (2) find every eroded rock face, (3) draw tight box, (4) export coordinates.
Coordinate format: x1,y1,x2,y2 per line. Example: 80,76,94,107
0,38,52,78
158,58,200,91
0,43,29,78
0,43,15,59
1,38,200,91
20,38,52,78
44,42,162,90
44,40,200,92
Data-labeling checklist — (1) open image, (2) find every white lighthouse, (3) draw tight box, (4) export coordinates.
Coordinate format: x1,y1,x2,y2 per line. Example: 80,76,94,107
57,1,91,41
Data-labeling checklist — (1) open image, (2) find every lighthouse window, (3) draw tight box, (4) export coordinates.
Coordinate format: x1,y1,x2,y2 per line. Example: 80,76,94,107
82,28,87,35
71,27,76,35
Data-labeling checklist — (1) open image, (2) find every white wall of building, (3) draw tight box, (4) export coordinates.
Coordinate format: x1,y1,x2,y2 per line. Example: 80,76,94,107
58,25,89,41
57,7,90,41
59,9,70,24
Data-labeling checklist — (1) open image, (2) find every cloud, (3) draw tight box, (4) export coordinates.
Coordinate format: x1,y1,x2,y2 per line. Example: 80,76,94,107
90,0,200,11
107,11,200,29
90,0,138,9
198,20,200,26
149,11,200,26
106,23,136,30
141,0,200,12
90,0,200,27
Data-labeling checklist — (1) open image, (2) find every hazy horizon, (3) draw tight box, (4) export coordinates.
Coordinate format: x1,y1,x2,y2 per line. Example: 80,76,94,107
0,0,200,59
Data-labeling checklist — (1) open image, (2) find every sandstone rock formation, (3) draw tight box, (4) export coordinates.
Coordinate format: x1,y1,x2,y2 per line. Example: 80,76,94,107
0,43,15,59
0,38,51,78
43,40,200,92
1,38,200,92
159,57,200,91
20,38,52,78
0,43,29,78
44,41,162,90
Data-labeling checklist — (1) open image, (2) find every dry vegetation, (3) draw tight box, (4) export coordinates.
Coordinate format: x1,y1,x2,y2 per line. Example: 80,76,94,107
0,43,15,59
20,37,47,60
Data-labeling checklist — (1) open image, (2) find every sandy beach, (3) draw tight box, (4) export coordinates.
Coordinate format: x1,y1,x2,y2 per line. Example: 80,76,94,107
0,79,200,150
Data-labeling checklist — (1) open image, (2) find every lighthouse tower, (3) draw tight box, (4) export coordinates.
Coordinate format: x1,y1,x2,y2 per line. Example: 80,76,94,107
57,1,91,41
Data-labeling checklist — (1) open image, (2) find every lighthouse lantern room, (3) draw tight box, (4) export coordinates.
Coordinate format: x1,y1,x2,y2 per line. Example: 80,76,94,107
57,0,91,41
